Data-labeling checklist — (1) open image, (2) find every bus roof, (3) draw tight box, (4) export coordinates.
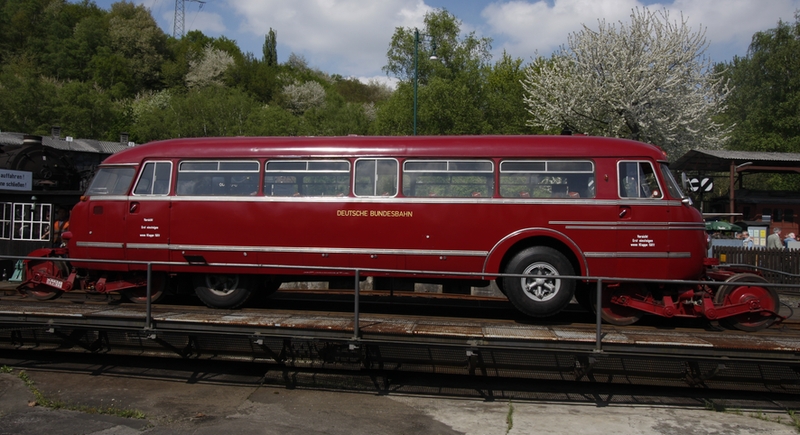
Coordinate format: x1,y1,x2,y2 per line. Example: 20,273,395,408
102,135,667,165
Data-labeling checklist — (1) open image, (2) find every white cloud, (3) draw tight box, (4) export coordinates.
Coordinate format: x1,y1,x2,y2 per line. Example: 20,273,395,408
482,0,642,59
481,0,800,63
223,0,433,76
669,0,798,60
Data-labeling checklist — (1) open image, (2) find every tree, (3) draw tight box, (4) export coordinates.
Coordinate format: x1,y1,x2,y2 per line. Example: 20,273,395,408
0,57,58,134
522,8,730,158
280,80,326,114
185,44,234,89
721,13,800,153
106,1,168,94
378,9,495,135
262,28,277,67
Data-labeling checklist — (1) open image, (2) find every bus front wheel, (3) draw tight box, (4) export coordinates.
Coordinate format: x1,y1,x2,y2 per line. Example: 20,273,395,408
194,274,253,309
503,246,575,317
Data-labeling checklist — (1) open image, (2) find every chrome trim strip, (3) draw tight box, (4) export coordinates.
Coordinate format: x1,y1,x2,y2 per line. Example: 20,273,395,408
86,196,685,207
75,241,124,249
84,195,129,201
127,243,171,250
550,221,704,227
585,252,691,259
164,244,487,257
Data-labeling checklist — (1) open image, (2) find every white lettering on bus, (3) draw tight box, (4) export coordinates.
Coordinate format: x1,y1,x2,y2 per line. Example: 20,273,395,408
630,234,655,248
337,209,413,218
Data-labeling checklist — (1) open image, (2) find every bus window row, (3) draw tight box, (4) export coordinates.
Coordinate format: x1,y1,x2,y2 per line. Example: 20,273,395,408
88,158,662,200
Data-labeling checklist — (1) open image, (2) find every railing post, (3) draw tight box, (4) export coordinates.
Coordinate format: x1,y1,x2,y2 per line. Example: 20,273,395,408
353,269,360,341
145,262,153,330
595,278,603,352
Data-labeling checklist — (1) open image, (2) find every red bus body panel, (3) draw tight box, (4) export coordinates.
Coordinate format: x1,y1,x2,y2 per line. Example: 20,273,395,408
67,136,707,282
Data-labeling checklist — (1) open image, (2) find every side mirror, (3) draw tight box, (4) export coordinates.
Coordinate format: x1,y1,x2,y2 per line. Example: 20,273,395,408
681,172,690,190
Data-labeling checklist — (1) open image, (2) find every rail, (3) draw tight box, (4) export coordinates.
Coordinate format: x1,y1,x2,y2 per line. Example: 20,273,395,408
2,253,800,354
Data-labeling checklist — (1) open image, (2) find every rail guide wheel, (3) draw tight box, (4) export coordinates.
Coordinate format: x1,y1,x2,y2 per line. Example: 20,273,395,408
714,273,780,332
124,272,167,304
24,255,69,301
591,283,647,326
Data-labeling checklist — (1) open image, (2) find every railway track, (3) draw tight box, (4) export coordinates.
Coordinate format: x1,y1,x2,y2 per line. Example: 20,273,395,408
1,286,799,401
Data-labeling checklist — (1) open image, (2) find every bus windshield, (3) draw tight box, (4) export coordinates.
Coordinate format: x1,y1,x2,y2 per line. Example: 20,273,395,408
86,167,136,195
660,163,685,199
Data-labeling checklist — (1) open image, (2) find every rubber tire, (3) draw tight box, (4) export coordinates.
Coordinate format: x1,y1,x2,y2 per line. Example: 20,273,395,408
194,274,253,309
503,246,575,317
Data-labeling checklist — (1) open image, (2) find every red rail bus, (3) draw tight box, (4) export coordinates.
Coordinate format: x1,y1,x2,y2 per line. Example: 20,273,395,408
19,135,782,331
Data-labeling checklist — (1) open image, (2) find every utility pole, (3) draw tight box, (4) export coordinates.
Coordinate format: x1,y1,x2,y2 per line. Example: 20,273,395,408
173,0,206,39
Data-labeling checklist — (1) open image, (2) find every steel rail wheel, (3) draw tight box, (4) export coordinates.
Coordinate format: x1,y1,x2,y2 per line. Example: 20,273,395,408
591,283,646,326
503,246,575,317
124,272,167,304
713,273,780,332
24,256,69,301
194,273,254,309
246,279,282,307
25,285,64,301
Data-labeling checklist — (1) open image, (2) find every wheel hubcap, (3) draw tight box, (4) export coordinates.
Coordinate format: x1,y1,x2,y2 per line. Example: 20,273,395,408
520,262,560,301
205,275,239,296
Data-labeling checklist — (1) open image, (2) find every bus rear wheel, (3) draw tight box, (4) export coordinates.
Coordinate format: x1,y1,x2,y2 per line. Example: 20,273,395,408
194,274,253,309
503,246,575,317
714,273,779,332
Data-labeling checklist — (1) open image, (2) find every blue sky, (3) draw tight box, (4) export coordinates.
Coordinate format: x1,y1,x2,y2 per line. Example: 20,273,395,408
86,0,800,86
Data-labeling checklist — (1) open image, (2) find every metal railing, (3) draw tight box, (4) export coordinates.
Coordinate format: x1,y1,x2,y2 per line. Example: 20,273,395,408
2,253,800,353
712,246,800,286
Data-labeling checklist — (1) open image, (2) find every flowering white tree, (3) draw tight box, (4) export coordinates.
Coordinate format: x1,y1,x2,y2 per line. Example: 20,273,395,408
522,8,730,158
281,80,326,114
185,45,234,89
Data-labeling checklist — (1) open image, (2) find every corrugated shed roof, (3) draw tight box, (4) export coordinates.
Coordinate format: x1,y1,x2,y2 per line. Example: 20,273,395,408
0,131,131,154
672,149,800,172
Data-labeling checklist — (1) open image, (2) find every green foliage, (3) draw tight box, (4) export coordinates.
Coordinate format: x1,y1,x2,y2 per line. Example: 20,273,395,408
377,10,533,136
0,57,59,134
721,13,800,153
263,28,277,67
131,86,259,141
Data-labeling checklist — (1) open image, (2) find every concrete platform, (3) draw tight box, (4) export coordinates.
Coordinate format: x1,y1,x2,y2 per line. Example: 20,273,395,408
1,367,799,435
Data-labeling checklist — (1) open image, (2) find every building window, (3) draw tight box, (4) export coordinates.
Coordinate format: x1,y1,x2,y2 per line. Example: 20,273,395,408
13,203,51,241
0,203,11,240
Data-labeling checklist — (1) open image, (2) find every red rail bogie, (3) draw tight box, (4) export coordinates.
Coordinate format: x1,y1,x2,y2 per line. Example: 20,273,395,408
17,135,782,330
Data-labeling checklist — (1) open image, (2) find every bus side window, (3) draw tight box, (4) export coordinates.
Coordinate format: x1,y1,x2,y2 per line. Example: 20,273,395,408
619,161,662,199
402,160,493,198
265,160,350,197
133,161,172,196
499,160,595,198
355,159,398,197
